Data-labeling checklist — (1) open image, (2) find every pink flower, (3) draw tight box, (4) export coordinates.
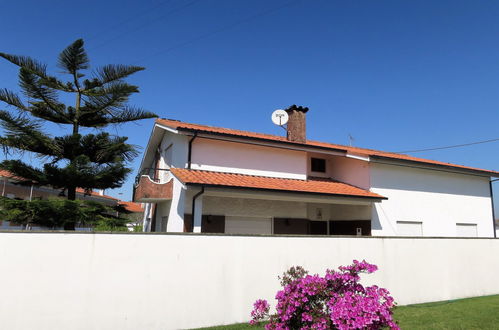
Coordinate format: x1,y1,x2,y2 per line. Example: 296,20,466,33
249,260,399,329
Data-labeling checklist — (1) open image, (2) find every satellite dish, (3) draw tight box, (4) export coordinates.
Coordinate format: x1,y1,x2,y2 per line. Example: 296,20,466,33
271,109,289,126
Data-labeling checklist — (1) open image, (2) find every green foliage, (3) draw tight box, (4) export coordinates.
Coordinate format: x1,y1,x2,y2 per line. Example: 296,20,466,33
393,295,499,329
0,39,157,199
0,197,131,230
197,295,499,330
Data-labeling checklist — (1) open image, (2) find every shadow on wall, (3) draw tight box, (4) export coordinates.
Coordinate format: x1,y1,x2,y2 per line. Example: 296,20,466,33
371,205,383,232
371,163,490,198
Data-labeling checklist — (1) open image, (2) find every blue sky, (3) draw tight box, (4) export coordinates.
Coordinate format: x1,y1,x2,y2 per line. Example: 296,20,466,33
0,0,498,208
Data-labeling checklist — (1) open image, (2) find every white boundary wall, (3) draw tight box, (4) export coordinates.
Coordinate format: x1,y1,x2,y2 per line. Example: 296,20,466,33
1,232,499,330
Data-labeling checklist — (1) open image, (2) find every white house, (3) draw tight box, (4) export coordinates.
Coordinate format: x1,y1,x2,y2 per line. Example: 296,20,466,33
134,105,498,237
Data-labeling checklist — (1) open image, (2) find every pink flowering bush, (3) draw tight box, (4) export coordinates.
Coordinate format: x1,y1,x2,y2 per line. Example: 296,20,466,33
250,260,399,330
250,299,271,326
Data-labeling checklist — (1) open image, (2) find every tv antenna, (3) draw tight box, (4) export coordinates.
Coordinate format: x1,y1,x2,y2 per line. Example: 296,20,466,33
348,134,355,147
271,109,289,131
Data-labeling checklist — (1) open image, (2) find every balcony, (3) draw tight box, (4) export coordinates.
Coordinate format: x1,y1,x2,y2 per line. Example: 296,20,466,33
133,168,173,202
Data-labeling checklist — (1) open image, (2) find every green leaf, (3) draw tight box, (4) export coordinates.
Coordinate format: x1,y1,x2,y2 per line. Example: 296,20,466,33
0,110,59,157
0,88,28,111
0,160,47,185
57,39,89,74
83,64,145,90
107,105,158,124
19,68,65,115
0,52,47,77
0,53,69,90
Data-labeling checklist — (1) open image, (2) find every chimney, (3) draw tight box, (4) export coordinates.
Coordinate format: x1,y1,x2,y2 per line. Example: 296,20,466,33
285,105,309,143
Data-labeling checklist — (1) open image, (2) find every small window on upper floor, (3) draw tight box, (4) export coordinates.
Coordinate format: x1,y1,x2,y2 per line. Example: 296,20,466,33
311,158,326,173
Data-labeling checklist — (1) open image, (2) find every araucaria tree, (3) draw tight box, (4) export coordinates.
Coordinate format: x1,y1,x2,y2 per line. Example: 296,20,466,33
0,39,156,201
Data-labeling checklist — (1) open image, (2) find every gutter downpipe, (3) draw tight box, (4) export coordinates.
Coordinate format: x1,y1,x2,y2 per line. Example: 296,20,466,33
187,132,198,169
490,179,498,238
191,186,205,232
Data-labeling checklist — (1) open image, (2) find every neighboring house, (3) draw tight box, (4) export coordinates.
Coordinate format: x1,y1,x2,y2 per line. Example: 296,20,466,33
0,169,142,230
118,201,145,231
134,106,498,237
0,170,118,206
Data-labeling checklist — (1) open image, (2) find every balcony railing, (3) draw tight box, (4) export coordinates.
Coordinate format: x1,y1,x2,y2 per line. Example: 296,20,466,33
134,168,170,185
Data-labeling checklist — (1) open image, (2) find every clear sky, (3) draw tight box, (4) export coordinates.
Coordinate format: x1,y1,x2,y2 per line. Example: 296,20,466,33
0,0,498,210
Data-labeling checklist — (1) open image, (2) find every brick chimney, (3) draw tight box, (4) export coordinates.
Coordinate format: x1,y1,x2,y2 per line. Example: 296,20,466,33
285,105,309,143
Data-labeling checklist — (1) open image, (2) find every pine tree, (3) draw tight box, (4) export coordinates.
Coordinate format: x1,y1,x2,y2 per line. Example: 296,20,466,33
0,39,156,203
0,197,133,231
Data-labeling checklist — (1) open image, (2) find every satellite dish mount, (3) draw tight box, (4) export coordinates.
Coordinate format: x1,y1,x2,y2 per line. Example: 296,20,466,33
271,109,289,131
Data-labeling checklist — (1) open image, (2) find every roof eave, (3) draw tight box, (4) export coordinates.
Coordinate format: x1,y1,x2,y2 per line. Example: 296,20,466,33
370,155,499,178
175,127,348,154
183,182,387,201
158,120,499,178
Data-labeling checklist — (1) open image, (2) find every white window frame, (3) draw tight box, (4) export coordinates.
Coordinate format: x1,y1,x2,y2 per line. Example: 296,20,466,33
396,220,423,237
456,223,478,237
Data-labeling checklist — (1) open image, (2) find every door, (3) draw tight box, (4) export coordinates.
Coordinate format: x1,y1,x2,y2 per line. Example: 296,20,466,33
225,216,272,235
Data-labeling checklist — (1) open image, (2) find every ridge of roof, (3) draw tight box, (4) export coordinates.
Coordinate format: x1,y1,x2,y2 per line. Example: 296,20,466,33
170,168,386,199
156,118,498,176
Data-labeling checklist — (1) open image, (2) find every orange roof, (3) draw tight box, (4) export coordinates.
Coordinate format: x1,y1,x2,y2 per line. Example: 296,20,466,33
118,201,144,213
0,169,25,181
0,170,119,201
76,188,119,201
170,168,386,199
157,118,499,176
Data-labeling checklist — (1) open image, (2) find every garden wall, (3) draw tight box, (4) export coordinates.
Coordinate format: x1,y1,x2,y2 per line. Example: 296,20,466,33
1,232,499,329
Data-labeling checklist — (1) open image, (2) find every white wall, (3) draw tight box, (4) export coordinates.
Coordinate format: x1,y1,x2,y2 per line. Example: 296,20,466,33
0,233,498,330
370,162,494,237
160,133,189,181
202,196,308,219
329,155,370,190
190,138,307,179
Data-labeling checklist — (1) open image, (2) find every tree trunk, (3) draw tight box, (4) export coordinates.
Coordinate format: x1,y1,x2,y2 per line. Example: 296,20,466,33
65,186,77,230
67,186,76,200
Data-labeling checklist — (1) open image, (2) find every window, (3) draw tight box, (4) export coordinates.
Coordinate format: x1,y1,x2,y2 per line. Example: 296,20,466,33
396,221,423,236
456,223,477,237
311,158,326,173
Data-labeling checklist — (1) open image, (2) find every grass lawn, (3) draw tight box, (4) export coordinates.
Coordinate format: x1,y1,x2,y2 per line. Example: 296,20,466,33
196,294,499,329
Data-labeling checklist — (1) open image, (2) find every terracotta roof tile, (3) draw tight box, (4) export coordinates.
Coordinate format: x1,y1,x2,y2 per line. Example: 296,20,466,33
0,169,24,180
170,168,386,199
118,201,144,213
76,188,119,201
157,118,499,176
0,170,119,201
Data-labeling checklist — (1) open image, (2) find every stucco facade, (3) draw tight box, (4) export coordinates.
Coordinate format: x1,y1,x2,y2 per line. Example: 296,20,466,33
134,116,497,238
370,162,493,237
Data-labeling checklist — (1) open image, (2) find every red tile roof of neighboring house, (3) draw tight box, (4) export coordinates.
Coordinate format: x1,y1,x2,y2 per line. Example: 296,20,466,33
76,188,119,201
118,201,144,213
0,170,119,201
0,169,24,181
170,168,386,199
157,118,499,176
